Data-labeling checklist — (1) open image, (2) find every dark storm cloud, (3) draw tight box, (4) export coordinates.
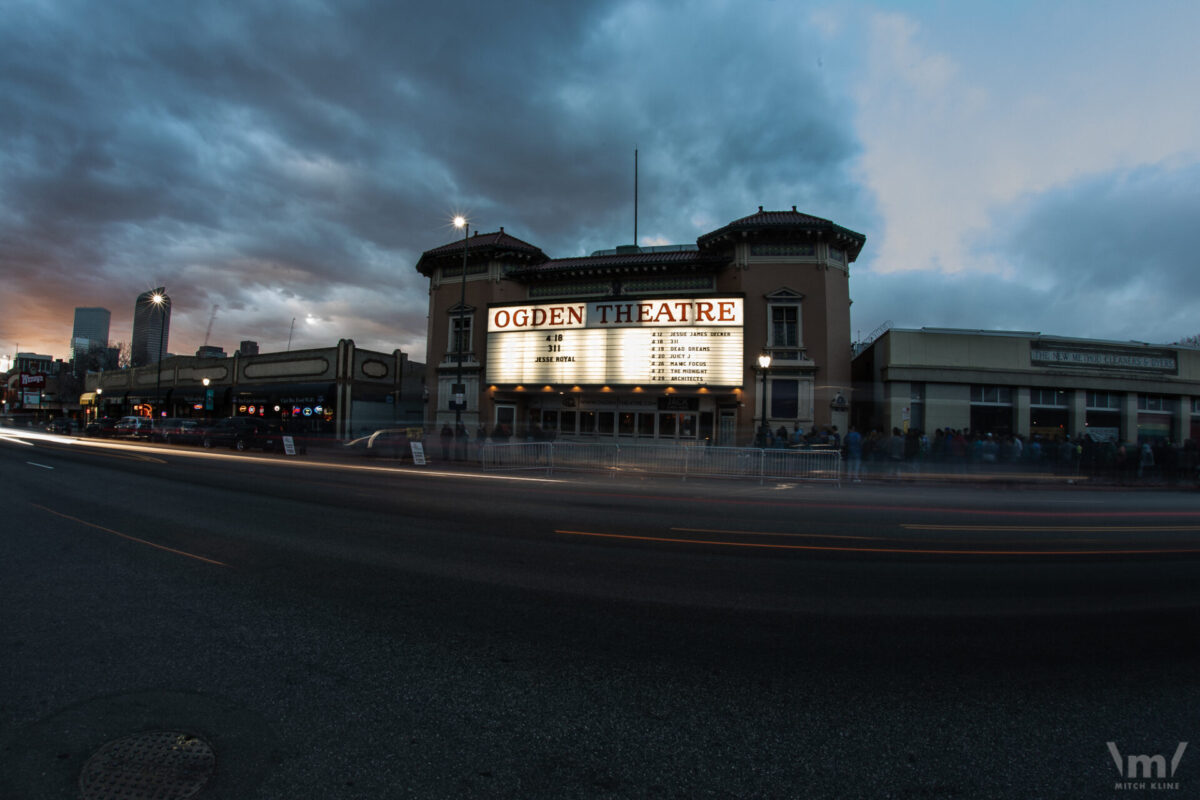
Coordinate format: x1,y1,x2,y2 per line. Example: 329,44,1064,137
0,0,864,356
986,163,1200,342
850,162,1200,346
997,164,1200,296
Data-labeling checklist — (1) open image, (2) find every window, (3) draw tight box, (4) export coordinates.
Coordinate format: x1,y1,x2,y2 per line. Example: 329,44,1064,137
770,378,800,419
1138,394,1173,412
764,289,804,358
658,413,676,437
770,306,799,348
970,385,1012,404
449,314,472,355
637,412,655,437
1086,391,1122,410
1030,389,1069,407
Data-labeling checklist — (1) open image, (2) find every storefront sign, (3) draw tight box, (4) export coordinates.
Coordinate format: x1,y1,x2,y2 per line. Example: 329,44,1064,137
1032,345,1177,373
20,373,47,389
487,298,743,385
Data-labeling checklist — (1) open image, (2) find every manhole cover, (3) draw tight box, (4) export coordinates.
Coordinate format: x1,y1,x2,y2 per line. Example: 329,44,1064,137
79,730,215,800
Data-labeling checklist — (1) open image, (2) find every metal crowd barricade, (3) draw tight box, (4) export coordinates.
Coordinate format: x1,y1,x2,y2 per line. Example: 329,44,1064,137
550,442,619,474
480,441,841,486
478,442,554,474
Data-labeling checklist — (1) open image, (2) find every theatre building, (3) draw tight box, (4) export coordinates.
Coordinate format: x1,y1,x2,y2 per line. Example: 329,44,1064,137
416,208,866,445
851,328,1200,444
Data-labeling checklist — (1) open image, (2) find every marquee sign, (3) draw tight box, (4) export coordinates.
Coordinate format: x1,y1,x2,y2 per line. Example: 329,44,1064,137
486,298,744,385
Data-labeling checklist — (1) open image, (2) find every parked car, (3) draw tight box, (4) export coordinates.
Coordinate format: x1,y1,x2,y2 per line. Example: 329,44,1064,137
152,417,181,442
113,416,155,439
45,418,73,434
201,417,287,452
154,417,206,445
165,418,206,445
84,417,119,438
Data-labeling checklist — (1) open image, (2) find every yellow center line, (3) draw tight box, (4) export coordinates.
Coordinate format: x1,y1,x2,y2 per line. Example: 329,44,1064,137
555,529,1200,556
671,527,886,541
903,524,1200,533
31,504,230,568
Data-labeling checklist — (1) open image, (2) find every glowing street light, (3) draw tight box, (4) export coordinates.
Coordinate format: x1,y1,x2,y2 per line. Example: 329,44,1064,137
451,215,470,454
150,290,168,419
757,351,772,446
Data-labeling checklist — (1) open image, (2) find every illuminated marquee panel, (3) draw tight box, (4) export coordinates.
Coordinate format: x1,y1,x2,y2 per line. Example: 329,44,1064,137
486,298,744,385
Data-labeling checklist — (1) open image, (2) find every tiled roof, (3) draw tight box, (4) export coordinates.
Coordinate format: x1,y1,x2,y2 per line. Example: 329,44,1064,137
698,207,867,259
421,229,543,258
416,229,547,275
508,249,726,278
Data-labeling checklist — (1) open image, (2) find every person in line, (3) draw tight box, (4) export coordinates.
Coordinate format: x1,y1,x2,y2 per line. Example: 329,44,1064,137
845,426,863,482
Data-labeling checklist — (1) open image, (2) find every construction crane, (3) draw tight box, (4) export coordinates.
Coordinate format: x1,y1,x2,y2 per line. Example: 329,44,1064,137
203,304,219,347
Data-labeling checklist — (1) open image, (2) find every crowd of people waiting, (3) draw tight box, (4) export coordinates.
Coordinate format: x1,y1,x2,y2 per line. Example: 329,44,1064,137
834,426,1200,485
438,418,1199,485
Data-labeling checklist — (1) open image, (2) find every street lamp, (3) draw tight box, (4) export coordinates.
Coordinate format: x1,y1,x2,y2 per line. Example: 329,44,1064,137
150,291,167,419
757,351,772,446
95,387,102,422
452,215,469,456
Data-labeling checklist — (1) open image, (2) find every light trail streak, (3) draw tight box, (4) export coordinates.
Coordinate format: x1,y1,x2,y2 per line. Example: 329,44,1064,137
555,529,1200,556
671,527,885,541
31,504,231,568
6,434,559,482
903,524,1200,533
556,490,1200,518
0,429,76,445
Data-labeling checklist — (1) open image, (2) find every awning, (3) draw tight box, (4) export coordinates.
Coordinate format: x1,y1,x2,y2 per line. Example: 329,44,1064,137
79,392,97,404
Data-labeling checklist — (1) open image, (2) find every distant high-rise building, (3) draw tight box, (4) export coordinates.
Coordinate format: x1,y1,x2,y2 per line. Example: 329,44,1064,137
238,340,259,356
195,345,227,359
131,288,171,367
70,307,111,365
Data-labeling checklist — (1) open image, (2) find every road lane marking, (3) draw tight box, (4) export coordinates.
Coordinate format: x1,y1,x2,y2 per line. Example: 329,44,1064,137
903,524,1200,533
26,462,54,470
555,529,1200,556
671,527,886,541
30,504,230,568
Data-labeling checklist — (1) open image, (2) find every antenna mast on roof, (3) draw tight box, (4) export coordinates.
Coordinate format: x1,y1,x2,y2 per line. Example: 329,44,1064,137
287,317,295,352
203,304,219,347
634,148,638,247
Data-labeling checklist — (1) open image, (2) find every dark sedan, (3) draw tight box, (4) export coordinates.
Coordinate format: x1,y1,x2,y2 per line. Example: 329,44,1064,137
200,417,286,452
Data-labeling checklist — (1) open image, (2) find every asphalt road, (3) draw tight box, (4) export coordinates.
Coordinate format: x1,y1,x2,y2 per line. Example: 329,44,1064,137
3,431,1200,798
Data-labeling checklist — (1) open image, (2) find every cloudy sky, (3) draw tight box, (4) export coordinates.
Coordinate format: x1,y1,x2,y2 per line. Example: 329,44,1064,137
4,0,1200,363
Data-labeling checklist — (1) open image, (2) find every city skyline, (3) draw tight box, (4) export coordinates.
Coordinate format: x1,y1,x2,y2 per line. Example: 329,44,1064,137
3,2,1200,362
